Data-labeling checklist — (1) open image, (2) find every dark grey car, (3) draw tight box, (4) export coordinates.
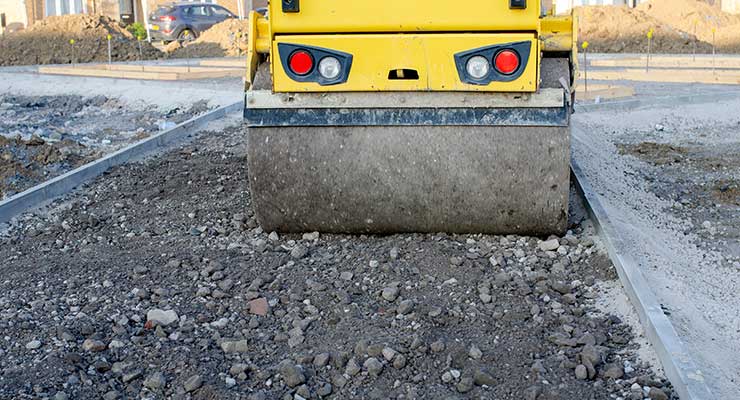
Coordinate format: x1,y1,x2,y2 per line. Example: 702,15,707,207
148,3,236,42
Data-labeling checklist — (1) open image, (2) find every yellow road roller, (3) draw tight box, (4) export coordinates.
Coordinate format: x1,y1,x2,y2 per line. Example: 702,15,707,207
243,1,576,234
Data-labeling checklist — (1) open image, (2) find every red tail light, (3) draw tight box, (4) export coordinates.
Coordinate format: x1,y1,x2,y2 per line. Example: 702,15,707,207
494,50,520,75
289,50,314,76
159,15,176,22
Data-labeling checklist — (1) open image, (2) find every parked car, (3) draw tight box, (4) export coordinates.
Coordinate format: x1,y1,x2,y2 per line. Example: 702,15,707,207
148,3,236,43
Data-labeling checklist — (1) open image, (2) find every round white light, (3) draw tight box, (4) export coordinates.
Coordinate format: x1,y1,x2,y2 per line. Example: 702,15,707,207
466,56,490,80
318,57,341,80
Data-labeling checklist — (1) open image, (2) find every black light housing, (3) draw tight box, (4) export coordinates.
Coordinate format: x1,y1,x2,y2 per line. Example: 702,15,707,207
278,43,353,86
454,41,531,85
510,0,526,9
282,0,299,13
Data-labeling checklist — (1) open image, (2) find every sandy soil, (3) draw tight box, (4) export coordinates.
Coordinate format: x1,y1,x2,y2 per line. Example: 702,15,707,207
637,0,740,53
576,0,740,54
573,100,740,398
576,6,710,54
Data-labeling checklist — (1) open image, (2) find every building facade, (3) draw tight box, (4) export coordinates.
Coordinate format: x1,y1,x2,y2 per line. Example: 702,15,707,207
722,0,740,14
0,0,28,32
553,0,643,14
1,0,266,30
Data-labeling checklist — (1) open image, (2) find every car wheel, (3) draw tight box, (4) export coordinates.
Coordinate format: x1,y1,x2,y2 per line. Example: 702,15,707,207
178,29,196,43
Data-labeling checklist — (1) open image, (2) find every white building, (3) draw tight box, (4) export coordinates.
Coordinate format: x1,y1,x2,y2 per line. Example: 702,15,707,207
553,0,643,14
0,0,28,32
44,0,87,17
722,0,740,14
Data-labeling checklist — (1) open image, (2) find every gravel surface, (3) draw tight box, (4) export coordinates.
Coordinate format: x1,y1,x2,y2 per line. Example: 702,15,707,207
0,123,674,399
573,99,740,398
0,94,209,199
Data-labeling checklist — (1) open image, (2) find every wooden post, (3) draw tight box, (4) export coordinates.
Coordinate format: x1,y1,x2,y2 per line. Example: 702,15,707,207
646,28,654,73
69,39,76,67
141,0,151,42
693,20,697,62
712,27,716,74
107,34,112,65
581,41,589,96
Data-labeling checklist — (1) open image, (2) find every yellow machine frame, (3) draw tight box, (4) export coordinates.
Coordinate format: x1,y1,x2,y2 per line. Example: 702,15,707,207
243,2,578,236
267,1,541,33
272,34,539,93
245,5,575,93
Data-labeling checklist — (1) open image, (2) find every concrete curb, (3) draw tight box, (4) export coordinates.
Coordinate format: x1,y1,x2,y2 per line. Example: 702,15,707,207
0,101,243,224
571,147,715,400
575,90,740,113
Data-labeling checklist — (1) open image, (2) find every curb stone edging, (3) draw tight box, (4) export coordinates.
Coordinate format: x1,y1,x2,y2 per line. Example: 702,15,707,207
575,90,740,113
571,138,715,400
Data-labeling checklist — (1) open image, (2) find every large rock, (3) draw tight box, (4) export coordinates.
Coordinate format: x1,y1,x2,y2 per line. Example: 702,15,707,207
248,298,269,316
146,309,179,327
143,372,166,390
220,340,249,353
381,285,400,302
473,369,495,386
363,357,384,377
278,360,305,388
183,375,203,392
538,239,560,252
82,339,106,352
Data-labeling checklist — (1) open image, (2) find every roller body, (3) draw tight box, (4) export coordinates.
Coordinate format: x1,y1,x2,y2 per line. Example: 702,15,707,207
247,123,570,234
241,0,577,234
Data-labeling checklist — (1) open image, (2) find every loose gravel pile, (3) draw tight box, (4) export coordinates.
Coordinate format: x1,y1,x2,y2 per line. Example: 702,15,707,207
0,94,210,199
0,125,675,399
0,15,161,66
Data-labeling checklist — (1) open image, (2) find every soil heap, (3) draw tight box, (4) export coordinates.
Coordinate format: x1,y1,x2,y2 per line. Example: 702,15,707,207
636,0,740,52
166,19,250,58
0,14,162,66
577,0,740,53
576,6,712,53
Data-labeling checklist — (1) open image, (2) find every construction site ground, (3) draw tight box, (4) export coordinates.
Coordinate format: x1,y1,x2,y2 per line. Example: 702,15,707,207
0,60,242,202
576,54,740,400
0,113,679,400
574,100,740,399
0,54,738,398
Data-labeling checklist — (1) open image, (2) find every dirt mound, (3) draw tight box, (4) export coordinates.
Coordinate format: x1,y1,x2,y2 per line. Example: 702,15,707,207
617,142,688,165
168,19,249,58
637,0,740,52
577,1,740,53
0,15,162,66
713,179,740,205
25,14,132,37
576,6,712,54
